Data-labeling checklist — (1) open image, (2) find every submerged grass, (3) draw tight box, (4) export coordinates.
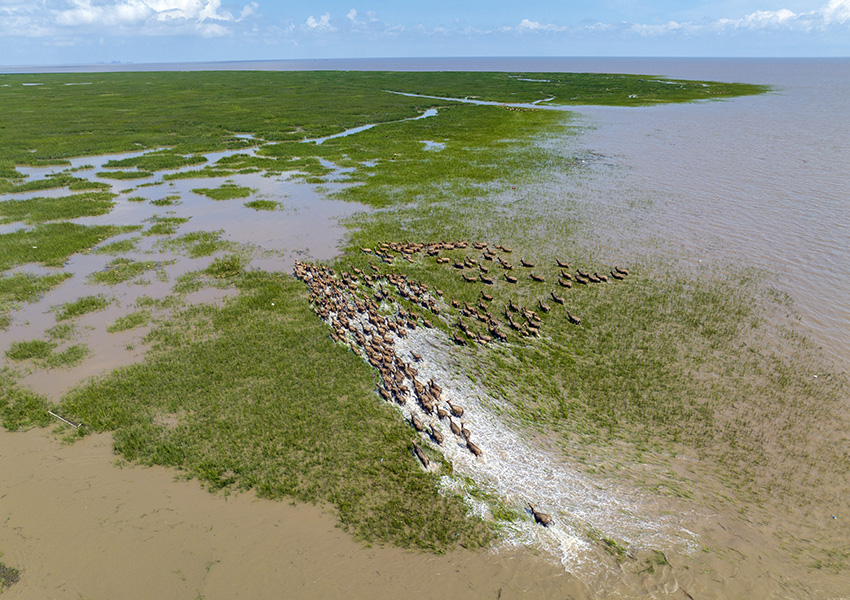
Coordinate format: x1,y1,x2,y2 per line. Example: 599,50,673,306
0,272,71,328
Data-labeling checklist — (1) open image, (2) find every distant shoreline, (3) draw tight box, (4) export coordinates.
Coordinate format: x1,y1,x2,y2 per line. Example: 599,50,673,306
2,55,847,76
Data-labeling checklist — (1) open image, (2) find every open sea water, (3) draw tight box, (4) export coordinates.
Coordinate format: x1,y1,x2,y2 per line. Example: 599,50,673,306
4,57,847,371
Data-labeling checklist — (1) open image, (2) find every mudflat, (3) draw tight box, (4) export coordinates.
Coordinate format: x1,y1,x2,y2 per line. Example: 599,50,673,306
0,428,582,599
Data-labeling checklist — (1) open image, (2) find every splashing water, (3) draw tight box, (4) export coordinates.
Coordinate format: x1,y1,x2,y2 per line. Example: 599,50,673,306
393,327,698,576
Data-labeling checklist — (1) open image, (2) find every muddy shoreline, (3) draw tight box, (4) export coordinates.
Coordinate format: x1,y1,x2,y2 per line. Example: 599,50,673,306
0,428,583,600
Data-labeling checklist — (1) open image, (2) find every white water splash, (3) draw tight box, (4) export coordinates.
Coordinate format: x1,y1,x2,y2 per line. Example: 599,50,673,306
391,327,698,575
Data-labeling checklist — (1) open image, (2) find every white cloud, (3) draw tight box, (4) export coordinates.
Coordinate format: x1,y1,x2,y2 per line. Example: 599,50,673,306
714,0,850,31
631,20,691,36
238,2,257,21
823,0,850,23
304,12,334,31
54,0,239,27
514,18,567,32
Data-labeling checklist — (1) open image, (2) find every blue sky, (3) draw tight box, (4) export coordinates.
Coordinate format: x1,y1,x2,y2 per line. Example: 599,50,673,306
0,0,848,66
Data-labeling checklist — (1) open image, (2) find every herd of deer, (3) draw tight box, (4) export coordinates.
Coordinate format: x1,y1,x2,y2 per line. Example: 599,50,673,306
295,240,628,528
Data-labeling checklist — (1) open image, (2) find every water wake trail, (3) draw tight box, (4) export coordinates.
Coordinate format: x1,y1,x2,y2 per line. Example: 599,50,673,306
394,327,697,575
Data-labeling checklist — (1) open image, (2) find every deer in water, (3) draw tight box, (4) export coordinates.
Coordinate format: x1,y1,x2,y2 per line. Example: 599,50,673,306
528,503,553,527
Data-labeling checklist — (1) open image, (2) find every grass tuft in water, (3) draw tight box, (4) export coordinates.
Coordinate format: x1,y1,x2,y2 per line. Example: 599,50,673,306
192,183,253,201
55,294,110,321
244,199,279,211
107,310,151,333
88,257,160,285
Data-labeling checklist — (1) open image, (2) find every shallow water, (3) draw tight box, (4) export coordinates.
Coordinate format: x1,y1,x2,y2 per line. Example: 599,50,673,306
1,146,367,399
550,59,850,372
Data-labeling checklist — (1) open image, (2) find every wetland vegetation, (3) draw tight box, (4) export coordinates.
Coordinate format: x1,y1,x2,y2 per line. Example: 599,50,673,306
2,70,846,594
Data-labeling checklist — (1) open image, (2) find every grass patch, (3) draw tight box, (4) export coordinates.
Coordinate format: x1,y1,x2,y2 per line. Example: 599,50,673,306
88,257,159,285
44,343,89,368
60,273,492,551
55,294,109,320
159,230,231,258
0,223,136,270
142,215,189,236
0,369,51,430
107,310,151,332
192,183,254,201
150,195,180,206
96,170,154,180
0,272,72,303
244,199,279,211
95,238,138,254
0,191,116,224
46,322,76,340
203,254,247,279
0,558,20,591
0,271,72,327
104,151,206,171
127,196,146,202
5,339,56,361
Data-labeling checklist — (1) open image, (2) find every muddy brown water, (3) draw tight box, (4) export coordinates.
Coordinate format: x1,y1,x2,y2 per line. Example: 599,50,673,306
0,429,582,600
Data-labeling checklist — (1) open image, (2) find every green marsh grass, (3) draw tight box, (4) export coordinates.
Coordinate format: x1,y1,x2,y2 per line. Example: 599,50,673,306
7,70,834,562
0,71,764,179
244,199,279,211
88,257,160,285
0,272,71,327
0,555,20,591
46,322,76,340
96,170,154,180
107,310,151,332
60,273,493,550
192,183,254,200
0,223,137,270
56,294,110,320
150,195,180,206
5,339,56,361
159,230,232,258
0,191,116,225
0,369,51,431
95,238,139,254
104,152,206,171
142,215,189,236
44,344,90,368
